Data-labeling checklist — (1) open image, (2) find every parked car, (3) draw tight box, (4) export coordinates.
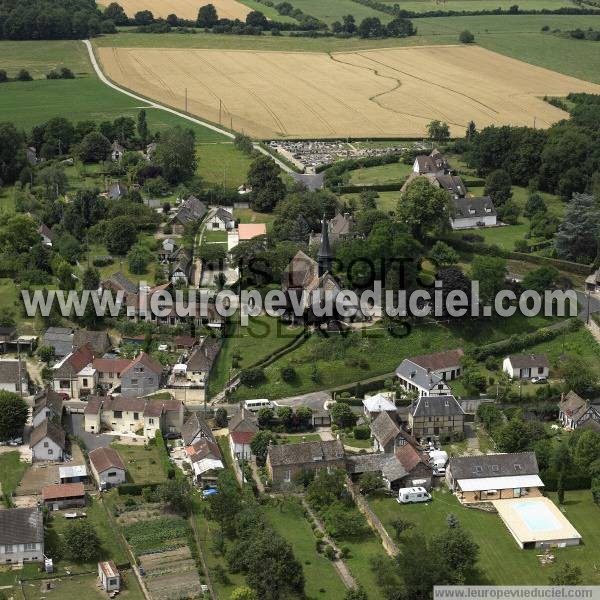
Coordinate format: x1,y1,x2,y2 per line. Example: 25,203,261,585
157,344,168,352
164,432,181,440
531,376,548,384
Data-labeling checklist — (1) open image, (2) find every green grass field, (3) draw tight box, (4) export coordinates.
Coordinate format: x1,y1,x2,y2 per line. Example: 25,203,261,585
234,207,277,231
286,0,392,23
369,489,600,585
0,452,27,502
263,499,348,599
239,0,298,22
0,40,228,139
348,162,412,185
384,0,573,10
230,312,559,400
112,442,169,484
197,142,252,187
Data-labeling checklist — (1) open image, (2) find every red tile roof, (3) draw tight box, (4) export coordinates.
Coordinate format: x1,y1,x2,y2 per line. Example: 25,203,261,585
230,431,254,445
42,483,85,501
89,447,126,473
238,223,267,241
396,443,427,472
92,358,131,374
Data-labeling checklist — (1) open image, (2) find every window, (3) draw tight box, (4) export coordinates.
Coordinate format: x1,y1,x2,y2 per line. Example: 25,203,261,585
108,471,117,477
43,441,49,448
5,545,13,554
538,367,544,374
59,380,70,388
83,378,88,387
114,411,122,419
134,412,139,420
284,470,291,482
109,372,114,378
131,379,138,385
25,543,36,551
148,418,155,425
48,449,53,455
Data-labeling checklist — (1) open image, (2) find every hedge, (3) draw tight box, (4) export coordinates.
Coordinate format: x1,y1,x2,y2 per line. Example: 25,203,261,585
592,477,600,506
154,431,175,479
540,469,591,491
117,482,162,496
467,319,581,361
336,180,407,194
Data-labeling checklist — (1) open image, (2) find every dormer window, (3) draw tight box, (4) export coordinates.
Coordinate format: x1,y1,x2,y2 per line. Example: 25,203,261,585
491,465,499,472
514,464,522,471
474,466,483,474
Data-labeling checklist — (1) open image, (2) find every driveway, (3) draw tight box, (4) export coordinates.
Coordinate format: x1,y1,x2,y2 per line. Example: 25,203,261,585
276,391,331,411
65,413,113,451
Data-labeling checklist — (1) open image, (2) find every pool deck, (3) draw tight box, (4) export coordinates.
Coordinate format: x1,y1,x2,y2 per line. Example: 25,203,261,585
493,497,582,549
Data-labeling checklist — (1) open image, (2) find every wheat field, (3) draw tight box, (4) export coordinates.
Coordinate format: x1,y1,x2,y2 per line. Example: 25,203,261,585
98,45,600,139
97,0,250,21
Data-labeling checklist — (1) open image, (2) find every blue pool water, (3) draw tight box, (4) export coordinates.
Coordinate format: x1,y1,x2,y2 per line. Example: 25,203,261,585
514,501,560,532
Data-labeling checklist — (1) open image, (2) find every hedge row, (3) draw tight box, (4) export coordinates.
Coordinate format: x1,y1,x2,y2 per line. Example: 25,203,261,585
540,469,591,491
118,482,162,496
337,181,407,194
467,320,580,361
155,432,175,479
593,477,600,506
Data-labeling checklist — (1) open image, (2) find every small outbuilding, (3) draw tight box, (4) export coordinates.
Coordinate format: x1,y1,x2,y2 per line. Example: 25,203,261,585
98,560,121,592
41,483,86,511
88,447,126,490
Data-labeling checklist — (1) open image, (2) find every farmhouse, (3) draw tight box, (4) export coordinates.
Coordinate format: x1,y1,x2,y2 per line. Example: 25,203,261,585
31,389,63,428
0,326,16,352
558,391,600,431
408,395,465,441
407,349,464,382
450,196,497,230
41,483,86,511
102,272,138,298
266,439,346,488
413,149,450,175
88,447,126,489
170,248,193,285
229,408,258,461
30,420,66,462
0,360,27,394
446,452,543,503
362,393,397,421
73,330,111,356
395,359,452,397
0,507,44,564
52,343,96,399
503,353,549,380
182,412,213,446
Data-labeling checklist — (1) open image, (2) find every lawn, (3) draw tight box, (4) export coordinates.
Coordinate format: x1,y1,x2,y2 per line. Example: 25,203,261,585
196,142,253,187
368,488,600,585
230,312,560,400
276,433,322,444
341,432,373,449
203,229,228,244
285,0,392,23
45,499,129,572
234,207,277,231
208,314,303,398
391,0,573,10
0,452,28,504
21,571,144,600
238,0,298,22
0,40,228,139
111,442,169,484
263,498,348,599
85,240,158,285
348,162,412,186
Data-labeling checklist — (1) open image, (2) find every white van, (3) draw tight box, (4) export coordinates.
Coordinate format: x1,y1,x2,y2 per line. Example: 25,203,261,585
243,399,273,412
397,487,431,504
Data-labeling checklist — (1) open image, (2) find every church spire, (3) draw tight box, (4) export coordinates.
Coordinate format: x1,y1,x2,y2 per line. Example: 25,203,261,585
317,214,332,277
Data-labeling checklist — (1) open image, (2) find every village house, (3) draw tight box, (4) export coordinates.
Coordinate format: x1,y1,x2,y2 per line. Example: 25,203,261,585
446,452,543,503
43,327,75,358
558,391,600,431
401,172,466,201
395,359,452,397
0,360,27,394
38,223,54,246
120,351,162,397
31,389,63,428
170,248,193,285
503,353,549,380
184,338,222,387
99,561,121,592
59,464,88,484
309,211,356,247
107,181,127,201
311,408,331,428
52,343,97,399
186,437,224,485
0,326,16,353
370,411,414,454
182,412,214,446
41,483,86,511
110,140,125,161
73,330,111,356
408,394,465,441
42,328,109,360
228,408,258,461
0,507,44,564
92,357,131,393
585,267,600,293
30,420,66,462
206,207,234,231
362,393,397,421
451,196,497,230
413,149,450,175
101,272,138,299
170,196,207,235
266,439,346,488
88,447,126,489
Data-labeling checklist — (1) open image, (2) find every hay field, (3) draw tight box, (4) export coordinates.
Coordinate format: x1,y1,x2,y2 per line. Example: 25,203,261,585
97,0,250,20
98,45,600,139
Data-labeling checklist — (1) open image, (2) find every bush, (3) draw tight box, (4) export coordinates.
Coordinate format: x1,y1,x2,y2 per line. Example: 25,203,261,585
280,366,297,383
240,367,266,387
16,69,32,81
324,544,336,560
459,29,475,43
92,256,114,267
352,425,371,440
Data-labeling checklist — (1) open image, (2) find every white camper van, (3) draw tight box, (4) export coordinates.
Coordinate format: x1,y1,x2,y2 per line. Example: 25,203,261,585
243,399,273,412
397,487,431,504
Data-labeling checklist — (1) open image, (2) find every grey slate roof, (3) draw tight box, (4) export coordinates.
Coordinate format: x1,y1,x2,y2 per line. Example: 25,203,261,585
411,395,464,418
0,508,43,545
396,359,443,390
0,360,26,386
507,353,549,369
228,408,258,434
73,330,111,356
346,453,410,483
186,338,222,374
182,412,215,446
268,439,345,467
105,272,137,295
448,451,539,480
172,196,207,226
370,411,401,447
452,196,496,219
43,327,74,357
32,389,63,420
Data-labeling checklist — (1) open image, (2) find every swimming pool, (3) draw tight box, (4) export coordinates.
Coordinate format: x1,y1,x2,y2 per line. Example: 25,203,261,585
513,500,561,532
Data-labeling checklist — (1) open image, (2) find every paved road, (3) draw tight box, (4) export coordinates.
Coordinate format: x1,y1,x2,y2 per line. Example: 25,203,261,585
82,40,296,175
577,290,600,321
276,391,331,410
